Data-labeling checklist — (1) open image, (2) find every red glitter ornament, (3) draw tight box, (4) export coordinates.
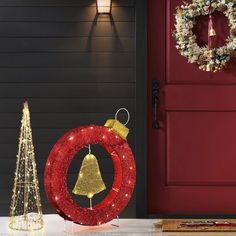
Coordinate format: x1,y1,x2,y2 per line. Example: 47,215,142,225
44,125,136,226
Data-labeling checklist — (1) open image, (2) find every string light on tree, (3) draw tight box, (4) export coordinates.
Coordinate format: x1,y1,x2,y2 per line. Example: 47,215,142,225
9,101,43,231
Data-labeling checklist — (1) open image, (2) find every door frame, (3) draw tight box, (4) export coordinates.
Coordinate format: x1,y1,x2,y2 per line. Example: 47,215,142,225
135,0,148,218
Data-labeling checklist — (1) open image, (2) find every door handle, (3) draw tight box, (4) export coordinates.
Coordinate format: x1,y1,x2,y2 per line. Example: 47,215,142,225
152,80,160,129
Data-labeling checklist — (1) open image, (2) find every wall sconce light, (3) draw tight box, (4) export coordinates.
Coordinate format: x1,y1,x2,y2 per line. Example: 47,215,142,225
96,0,112,14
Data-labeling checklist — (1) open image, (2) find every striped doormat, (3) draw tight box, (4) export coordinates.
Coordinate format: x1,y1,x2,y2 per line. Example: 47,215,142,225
160,219,236,232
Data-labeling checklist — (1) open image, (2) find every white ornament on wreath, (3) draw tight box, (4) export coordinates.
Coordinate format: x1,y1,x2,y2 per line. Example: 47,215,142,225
173,0,236,72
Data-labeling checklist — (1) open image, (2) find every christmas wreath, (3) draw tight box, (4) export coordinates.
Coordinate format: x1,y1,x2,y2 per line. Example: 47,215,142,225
173,0,236,72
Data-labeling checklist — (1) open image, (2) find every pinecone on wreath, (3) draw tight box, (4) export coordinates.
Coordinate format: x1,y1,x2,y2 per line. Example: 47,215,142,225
230,28,236,36
189,5,196,10
198,55,207,65
228,48,236,57
218,4,227,12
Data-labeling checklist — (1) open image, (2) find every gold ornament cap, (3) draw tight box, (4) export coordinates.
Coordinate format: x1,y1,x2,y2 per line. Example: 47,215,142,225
104,108,130,140
104,119,129,139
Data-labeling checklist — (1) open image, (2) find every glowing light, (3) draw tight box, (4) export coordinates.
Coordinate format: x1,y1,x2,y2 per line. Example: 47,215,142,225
9,101,43,231
96,0,112,14
69,136,74,141
112,188,119,192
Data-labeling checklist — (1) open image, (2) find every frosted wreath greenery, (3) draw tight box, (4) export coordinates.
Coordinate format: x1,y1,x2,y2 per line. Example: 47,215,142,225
173,0,236,72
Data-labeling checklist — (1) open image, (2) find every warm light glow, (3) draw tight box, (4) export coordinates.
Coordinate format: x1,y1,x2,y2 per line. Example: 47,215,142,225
96,0,112,14
9,101,43,231
112,188,119,192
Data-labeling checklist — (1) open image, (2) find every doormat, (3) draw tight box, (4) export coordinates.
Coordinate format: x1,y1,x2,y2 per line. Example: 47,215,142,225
161,219,236,232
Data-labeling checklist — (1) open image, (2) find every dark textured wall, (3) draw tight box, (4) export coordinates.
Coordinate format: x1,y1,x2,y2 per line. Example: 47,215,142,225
0,0,135,217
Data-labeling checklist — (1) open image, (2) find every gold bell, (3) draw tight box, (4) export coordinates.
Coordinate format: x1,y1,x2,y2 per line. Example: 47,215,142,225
209,49,215,59
206,63,213,72
72,153,106,199
209,26,216,37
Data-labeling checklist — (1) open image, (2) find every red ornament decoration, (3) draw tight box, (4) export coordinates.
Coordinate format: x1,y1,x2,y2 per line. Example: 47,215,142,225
44,124,136,226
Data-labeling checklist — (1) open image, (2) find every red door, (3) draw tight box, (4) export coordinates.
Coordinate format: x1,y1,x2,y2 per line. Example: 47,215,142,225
148,0,236,215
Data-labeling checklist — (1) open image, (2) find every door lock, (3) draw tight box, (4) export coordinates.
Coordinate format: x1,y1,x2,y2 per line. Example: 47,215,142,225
152,80,160,129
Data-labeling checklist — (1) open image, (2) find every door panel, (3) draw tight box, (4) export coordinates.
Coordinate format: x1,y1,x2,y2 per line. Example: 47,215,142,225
148,0,236,215
166,85,236,110
167,112,236,186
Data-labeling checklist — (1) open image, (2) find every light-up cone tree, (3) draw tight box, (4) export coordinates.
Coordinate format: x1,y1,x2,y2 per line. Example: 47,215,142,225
9,101,43,231
73,145,106,209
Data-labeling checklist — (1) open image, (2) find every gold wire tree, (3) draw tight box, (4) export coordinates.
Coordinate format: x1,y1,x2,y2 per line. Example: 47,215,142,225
9,101,43,231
